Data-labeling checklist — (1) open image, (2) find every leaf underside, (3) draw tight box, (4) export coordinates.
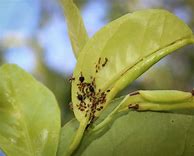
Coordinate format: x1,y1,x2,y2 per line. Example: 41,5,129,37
59,96,194,156
72,9,194,124
81,111,194,156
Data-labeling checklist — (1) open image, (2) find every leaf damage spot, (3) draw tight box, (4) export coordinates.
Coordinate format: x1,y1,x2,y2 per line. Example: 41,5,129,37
128,104,139,110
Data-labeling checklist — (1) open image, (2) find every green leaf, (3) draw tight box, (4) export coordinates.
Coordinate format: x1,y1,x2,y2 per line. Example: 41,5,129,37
93,96,125,126
57,97,125,156
72,9,194,125
57,118,79,156
75,91,194,156
37,64,73,125
139,90,193,103
90,90,194,134
60,0,89,58
0,64,61,156
77,112,194,156
117,90,194,112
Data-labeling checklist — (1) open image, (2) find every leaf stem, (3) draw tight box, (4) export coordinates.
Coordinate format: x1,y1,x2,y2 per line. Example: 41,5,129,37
92,93,194,133
92,96,130,133
65,122,86,156
137,102,194,111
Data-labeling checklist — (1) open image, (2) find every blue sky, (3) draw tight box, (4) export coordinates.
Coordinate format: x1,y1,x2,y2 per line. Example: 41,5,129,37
0,0,108,75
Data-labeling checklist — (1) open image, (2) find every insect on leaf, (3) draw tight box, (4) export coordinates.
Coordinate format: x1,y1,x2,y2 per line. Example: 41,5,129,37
71,9,194,124
61,0,89,58
73,92,194,156
0,64,61,156
118,90,194,111
139,90,193,103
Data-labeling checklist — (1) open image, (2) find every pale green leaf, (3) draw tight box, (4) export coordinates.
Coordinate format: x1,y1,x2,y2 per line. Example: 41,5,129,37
70,91,194,156
37,65,73,125
90,90,194,134
72,9,194,124
117,90,194,112
60,0,89,58
93,96,125,126
139,90,192,103
0,64,61,156
57,97,125,156
57,118,79,156
80,111,194,156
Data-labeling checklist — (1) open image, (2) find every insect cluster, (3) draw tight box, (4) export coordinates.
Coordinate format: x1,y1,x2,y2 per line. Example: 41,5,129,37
95,57,108,73
71,57,110,123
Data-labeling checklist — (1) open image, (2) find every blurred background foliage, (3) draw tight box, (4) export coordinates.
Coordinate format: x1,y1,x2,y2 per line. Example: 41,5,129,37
0,0,194,128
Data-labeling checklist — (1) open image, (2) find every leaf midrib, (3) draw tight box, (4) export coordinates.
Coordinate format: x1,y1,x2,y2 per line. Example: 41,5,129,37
101,35,194,92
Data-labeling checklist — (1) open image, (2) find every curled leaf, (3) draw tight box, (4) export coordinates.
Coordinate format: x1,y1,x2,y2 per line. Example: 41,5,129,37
72,9,194,124
138,90,192,103
91,90,194,134
118,90,194,112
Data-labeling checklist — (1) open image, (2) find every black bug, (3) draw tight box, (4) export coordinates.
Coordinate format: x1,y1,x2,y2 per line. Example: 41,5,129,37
77,94,83,101
79,76,85,83
69,77,75,82
102,57,108,67
98,57,101,64
97,108,101,111
89,85,95,92
76,72,109,123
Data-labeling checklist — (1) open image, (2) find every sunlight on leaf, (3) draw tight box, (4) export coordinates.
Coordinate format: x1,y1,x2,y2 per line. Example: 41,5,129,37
72,9,194,125
0,64,61,156
60,0,89,58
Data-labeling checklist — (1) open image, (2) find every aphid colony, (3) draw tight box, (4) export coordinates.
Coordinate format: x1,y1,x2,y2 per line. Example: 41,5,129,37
95,57,108,73
71,57,110,122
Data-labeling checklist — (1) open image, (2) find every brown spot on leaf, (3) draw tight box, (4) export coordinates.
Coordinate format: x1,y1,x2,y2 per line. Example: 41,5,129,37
129,91,140,96
128,104,139,110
